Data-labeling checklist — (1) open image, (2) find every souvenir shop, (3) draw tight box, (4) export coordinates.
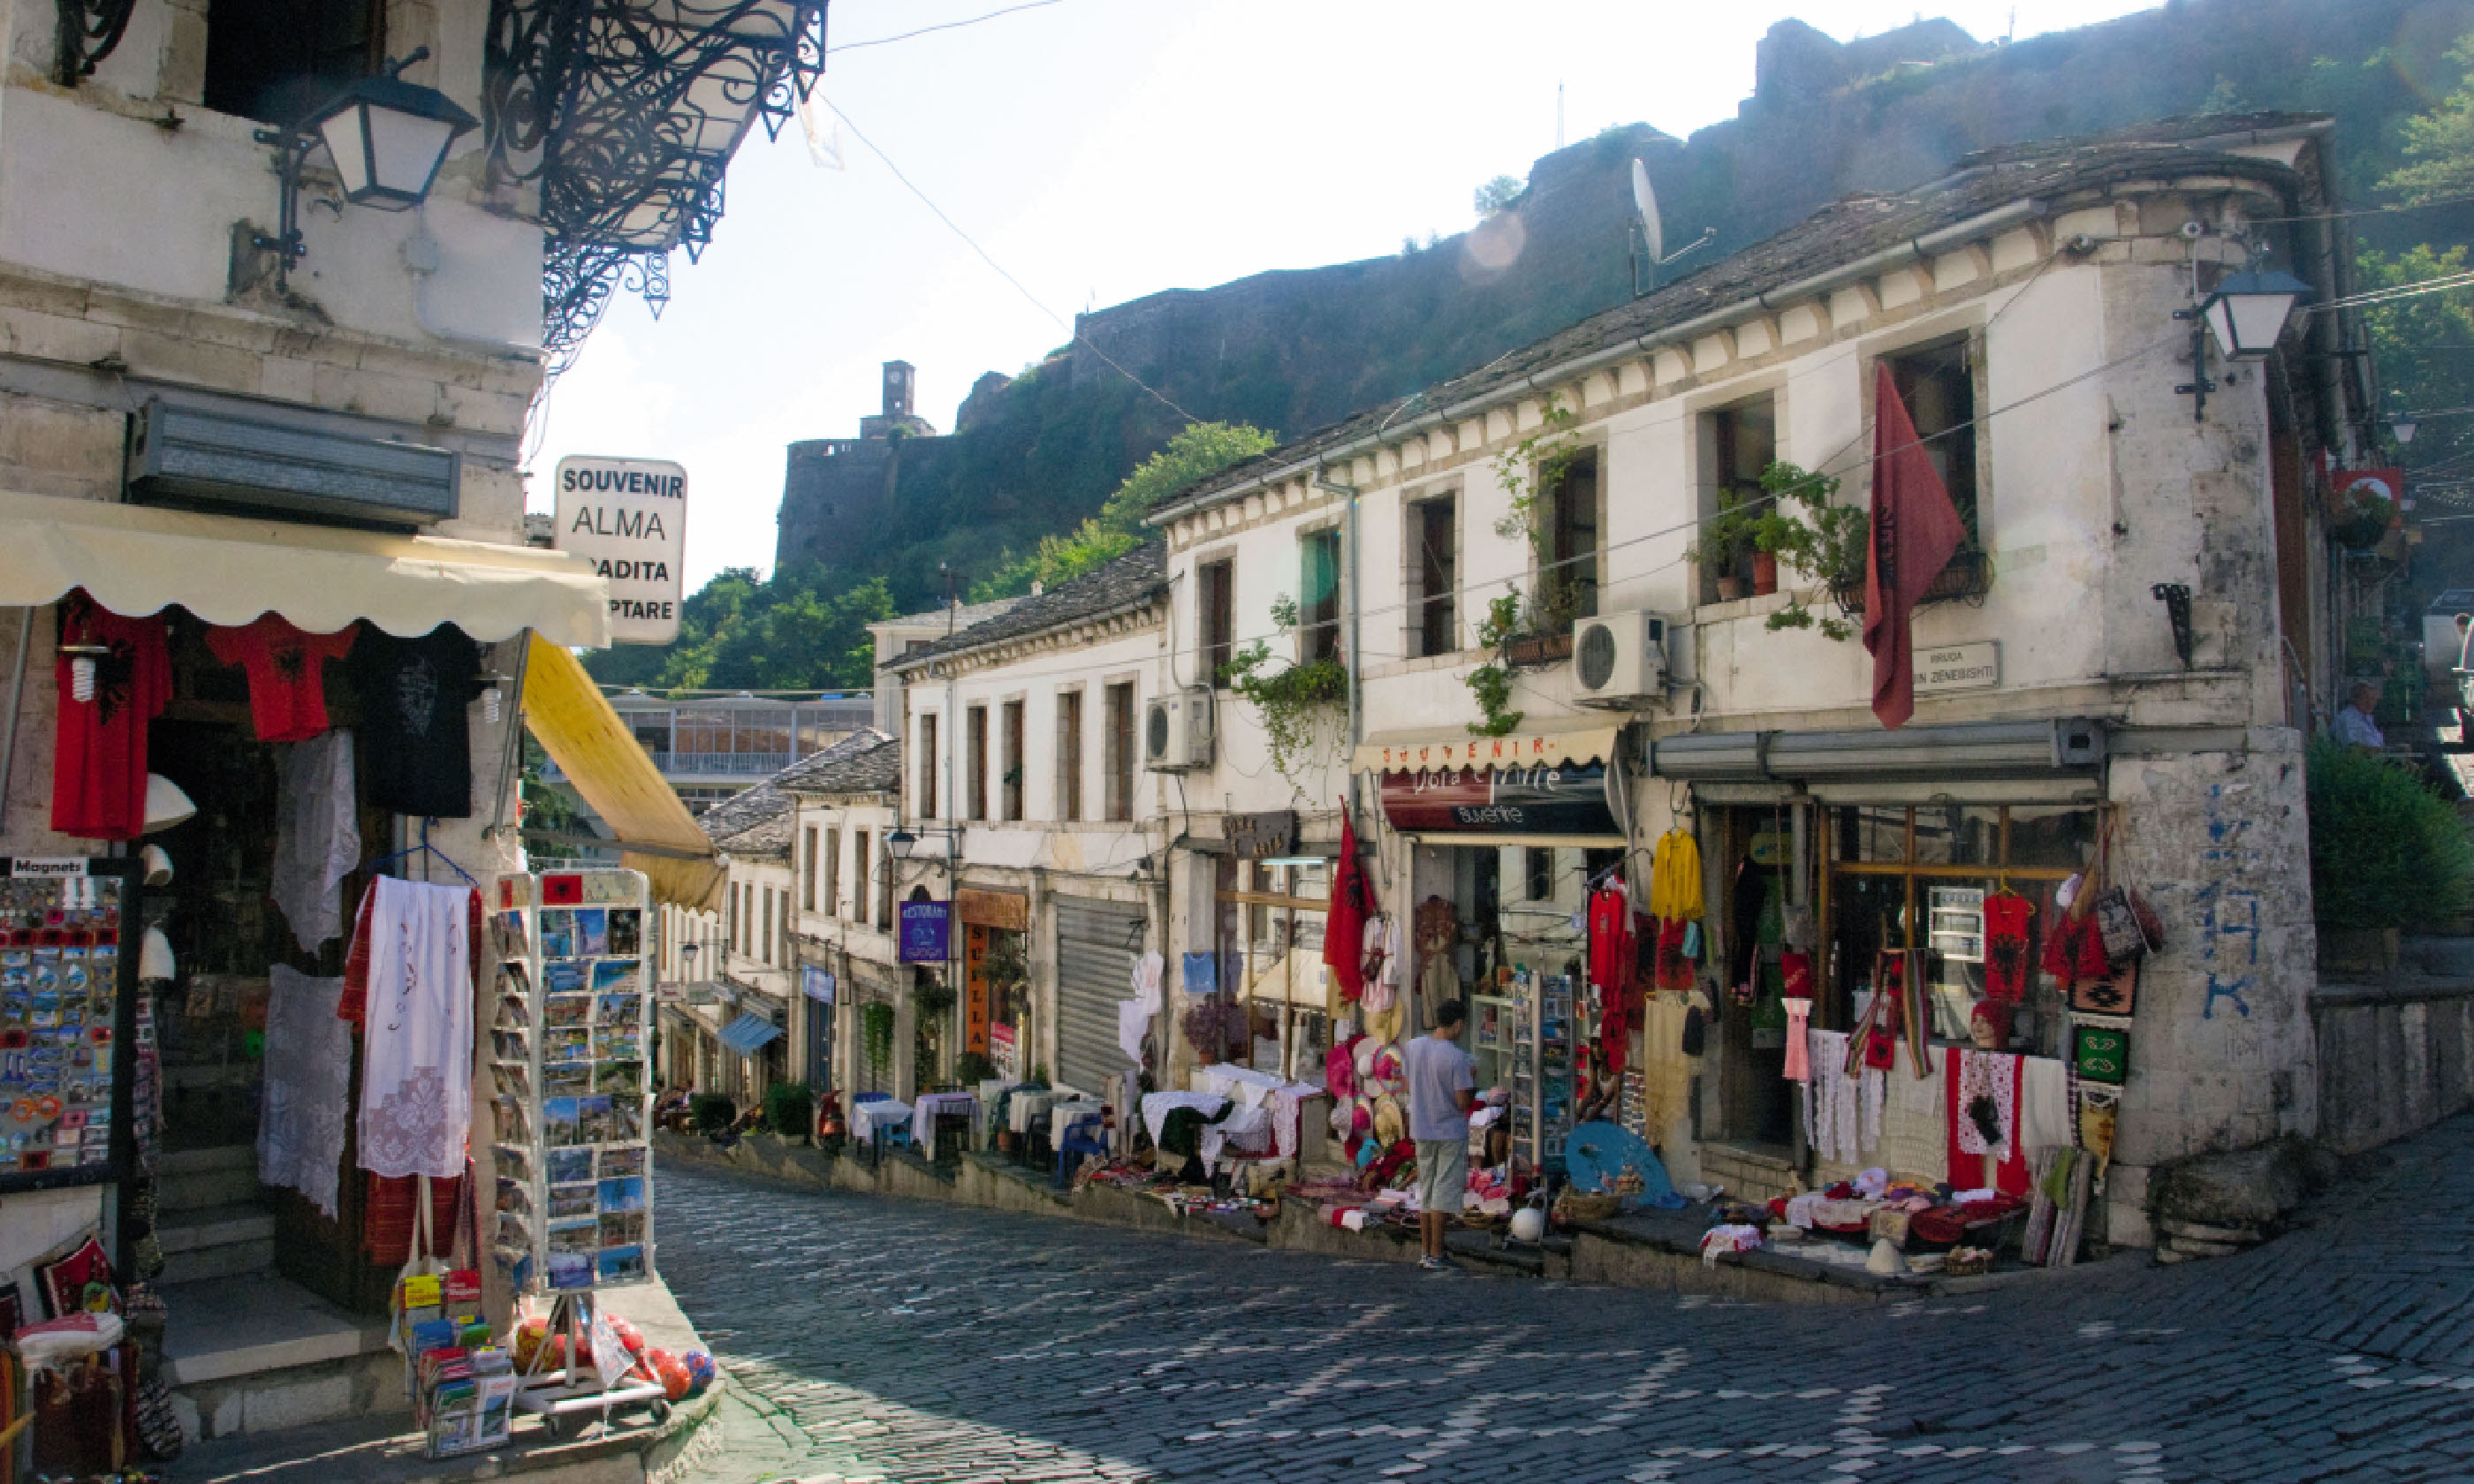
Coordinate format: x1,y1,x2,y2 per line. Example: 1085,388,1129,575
1346,728,1648,1186
1651,719,2125,1271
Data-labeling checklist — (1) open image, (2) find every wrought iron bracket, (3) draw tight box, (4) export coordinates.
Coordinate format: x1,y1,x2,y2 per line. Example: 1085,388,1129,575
2172,308,2214,422
53,0,137,85
2151,582,2194,670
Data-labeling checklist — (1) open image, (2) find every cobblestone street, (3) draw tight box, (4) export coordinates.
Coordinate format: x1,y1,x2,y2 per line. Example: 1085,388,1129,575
654,1114,2474,1483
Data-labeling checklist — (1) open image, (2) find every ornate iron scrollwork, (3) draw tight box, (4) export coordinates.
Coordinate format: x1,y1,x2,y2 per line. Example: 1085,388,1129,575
2151,581,2194,670
484,0,825,370
54,0,140,86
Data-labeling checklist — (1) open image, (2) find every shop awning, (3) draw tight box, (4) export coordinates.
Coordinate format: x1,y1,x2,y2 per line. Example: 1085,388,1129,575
1650,719,2105,784
1353,724,1621,776
0,488,607,647
521,633,723,911
717,1013,783,1056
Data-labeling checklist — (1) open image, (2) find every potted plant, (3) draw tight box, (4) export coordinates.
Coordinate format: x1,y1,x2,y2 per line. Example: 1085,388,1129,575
1684,483,1786,602
2331,482,2395,551
2307,738,2474,975
1219,594,1349,789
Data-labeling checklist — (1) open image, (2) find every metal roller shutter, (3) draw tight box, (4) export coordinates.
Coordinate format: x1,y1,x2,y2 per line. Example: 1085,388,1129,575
1054,897,1146,1096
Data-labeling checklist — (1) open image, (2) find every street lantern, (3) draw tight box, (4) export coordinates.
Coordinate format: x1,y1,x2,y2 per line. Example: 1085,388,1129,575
2393,413,2420,446
2199,269,2313,361
886,829,920,861
306,62,480,211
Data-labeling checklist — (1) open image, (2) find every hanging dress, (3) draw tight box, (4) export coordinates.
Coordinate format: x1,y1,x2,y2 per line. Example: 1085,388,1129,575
356,876,476,1180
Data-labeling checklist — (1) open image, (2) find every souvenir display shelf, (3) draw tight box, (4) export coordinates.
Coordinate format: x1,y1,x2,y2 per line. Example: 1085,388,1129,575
488,867,656,1300
1503,967,1576,1177
0,858,139,1193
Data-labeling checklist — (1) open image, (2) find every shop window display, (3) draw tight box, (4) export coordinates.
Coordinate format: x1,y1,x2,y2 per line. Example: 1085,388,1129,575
1214,858,1330,1083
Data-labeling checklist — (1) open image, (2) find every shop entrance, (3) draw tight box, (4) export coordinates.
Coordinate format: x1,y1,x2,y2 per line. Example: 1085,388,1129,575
1704,806,1811,1153
1213,857,1330,1082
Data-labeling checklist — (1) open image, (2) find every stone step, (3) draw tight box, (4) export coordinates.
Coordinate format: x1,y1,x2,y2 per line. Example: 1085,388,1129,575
161,1236,276,1286
159,1155,262,1214
157,1202,277,1257
160,1274,400,1447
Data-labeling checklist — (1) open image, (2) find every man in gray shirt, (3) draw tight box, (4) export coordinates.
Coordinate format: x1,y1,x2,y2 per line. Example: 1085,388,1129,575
1403,1000,1476,1271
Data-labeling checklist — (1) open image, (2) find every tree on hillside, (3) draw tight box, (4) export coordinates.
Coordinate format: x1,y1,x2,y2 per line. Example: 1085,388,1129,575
970,420,1275,601
1474,174,1524,218
2383,35,2474,205
580,568,895,693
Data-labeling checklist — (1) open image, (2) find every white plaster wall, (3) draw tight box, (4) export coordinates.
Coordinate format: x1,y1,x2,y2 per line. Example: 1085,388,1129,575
903,624,1165,838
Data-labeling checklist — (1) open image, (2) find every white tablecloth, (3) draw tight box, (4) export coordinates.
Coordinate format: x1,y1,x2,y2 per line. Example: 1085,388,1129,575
912,1092,978,1149
850,1100,912,1145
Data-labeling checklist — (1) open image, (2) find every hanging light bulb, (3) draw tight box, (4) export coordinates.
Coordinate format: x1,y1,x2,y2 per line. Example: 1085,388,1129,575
484,681,503,725
71,655,95,703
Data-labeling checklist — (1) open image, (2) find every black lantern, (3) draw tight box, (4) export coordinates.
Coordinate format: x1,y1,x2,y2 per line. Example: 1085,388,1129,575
306,62,481,211
2199,269,2313,361
886,828,920,861
2393,413,2420,446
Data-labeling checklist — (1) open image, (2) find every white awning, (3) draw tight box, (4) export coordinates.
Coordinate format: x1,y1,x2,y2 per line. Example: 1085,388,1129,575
0,488,608,647
1352,724,1621,776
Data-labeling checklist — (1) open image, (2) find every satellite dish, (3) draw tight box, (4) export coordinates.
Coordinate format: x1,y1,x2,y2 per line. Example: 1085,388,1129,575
1631,158,1662,268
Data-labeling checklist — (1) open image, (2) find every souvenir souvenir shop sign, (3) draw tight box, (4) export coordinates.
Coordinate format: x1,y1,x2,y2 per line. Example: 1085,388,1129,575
553,457,687,646
1377,763,1620,837
489,868,656,1294
1227,810,1298,860
0,858,136,1191
898,901,951,964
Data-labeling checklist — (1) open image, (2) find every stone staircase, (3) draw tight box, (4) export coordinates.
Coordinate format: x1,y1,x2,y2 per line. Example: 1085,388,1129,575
154,1146,401,1446
1697,1141,1801,1205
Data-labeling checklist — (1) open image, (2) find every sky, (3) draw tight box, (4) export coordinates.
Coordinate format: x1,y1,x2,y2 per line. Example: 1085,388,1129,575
528,0,2159,592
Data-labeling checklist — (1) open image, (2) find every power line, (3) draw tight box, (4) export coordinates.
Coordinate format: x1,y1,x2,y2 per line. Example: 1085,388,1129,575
819,98,1200,426
825,0,1067,54
2246,191,2474,225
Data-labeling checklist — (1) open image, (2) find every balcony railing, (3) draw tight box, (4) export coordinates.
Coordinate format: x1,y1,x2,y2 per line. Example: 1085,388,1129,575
653,752,796,776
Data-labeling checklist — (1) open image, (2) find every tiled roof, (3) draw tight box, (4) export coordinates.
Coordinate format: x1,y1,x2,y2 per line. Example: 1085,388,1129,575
699,730,892,854
776,731,900,798
873,595,1026,633
1149,114,2323,523
884,542,1167,671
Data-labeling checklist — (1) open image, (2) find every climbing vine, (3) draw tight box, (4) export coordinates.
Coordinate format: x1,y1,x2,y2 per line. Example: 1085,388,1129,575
861,1003,896,1077
1490,396,1588,631
1221,594,1349,791
1464,590,1526,737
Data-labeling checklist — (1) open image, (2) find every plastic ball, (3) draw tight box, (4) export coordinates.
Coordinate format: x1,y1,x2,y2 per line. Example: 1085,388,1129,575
681,1350,717,1397
1509,1207,1546,1244
608,1317,647,1359
646,1348,691,1402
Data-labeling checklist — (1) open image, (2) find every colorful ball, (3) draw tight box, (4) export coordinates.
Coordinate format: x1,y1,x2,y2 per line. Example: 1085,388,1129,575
645,1347,691,1402
681,1350,717,1397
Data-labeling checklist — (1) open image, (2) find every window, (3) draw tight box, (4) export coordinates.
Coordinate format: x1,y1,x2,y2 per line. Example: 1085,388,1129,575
823,829,841,920
205,0,383,124
966,705,989,821
1104,683,1135,822
1886,338,1979,542
915,713,938,818
1199,558,1236,685
802,828,819,912
1057,690,1084,822
1001,700,1025,822
1412,496,1458,658
1702,397,1777,600
1525,847,1554,902
1214,856,1332,1082
1299,529,1342,663
1543,450,1601,624
728,884,741,953
761,887,775,965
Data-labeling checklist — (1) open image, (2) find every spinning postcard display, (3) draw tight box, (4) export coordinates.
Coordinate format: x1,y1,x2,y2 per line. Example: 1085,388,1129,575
0,858,137,1189
489,869,656,1293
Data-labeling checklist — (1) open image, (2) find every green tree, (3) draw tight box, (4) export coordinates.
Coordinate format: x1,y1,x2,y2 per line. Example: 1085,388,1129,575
970,420,1275,601
583,567,897,693
1474,173,1525,217
2381,35,2474,204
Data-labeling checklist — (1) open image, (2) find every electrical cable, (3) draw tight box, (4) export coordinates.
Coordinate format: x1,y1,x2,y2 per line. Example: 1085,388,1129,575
825,0,1068,54
2244,192,2474,224
819,98,1200,426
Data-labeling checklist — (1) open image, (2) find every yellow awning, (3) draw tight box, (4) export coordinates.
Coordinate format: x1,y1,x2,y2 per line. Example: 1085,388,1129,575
521,634,722,910
0,488,608,647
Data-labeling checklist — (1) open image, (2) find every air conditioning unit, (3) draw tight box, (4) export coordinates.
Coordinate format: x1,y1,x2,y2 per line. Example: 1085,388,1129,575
1571,610,1671,706
1144,688,1213,771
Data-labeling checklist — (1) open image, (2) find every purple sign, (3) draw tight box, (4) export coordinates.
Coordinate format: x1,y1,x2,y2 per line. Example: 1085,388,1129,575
898,901,951,964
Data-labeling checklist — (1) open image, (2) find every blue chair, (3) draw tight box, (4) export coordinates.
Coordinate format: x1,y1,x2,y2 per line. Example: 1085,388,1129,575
1054,1112,1107,1187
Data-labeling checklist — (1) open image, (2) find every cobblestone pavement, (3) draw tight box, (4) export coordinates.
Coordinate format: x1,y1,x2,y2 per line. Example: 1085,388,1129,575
656,1116,2474,1484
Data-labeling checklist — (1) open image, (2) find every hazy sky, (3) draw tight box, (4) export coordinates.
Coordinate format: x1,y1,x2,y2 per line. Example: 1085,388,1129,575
528,0,2157,590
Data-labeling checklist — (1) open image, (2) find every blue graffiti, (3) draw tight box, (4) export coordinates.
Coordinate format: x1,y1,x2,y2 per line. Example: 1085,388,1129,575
2205,973,2254,1018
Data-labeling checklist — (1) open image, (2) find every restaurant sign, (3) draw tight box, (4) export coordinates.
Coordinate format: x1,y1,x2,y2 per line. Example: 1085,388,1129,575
898,901,952,964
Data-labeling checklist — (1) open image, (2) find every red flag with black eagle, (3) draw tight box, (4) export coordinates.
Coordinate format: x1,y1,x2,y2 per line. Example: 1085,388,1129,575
1863,361,1969,730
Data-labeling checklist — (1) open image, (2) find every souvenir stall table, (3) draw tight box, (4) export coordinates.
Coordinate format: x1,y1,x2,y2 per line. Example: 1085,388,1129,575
909,1091,977,1161
848,1098,913,1155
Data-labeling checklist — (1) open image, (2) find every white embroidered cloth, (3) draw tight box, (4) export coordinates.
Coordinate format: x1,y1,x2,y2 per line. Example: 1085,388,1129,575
1954,1049,2018,1158
1805,1029,1886,1165
270,731,359,952
260,965,350,1216
356,877,474,1179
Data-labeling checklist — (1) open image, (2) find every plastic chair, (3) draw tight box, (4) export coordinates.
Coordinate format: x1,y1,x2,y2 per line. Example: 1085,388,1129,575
1054,1112,1107,1187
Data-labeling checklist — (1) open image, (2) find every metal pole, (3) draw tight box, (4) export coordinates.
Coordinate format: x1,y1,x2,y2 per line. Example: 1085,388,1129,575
488,629,534,844
0,608,32,837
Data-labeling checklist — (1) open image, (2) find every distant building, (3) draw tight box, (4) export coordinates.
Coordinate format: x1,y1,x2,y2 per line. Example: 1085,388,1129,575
544,690,876,816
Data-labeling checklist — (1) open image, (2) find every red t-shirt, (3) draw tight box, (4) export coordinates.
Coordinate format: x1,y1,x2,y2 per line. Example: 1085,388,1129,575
50,593,171,842
205,616,355,742
1586,883,1634,995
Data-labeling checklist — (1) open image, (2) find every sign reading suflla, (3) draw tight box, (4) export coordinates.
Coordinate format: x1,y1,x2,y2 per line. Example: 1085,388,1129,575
553,456,687,646
1914,640,1999,695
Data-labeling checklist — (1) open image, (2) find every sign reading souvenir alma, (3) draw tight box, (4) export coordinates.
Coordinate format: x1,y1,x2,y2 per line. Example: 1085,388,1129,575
553,456,688,646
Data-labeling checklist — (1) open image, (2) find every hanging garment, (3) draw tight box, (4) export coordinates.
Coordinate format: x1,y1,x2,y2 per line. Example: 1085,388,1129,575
1945,1049,2030,1196
347,625,483,819
1782,998,1813,1082
1654,917,1694,991
259,966,351,1217
1322,802,1377,1002
1983,892,2033,1002
1780,950,1815,1000
1638,995,1694,1147
270,731,360,953
1587,881,1635,995
355,877,475,1179
1649,829,1704,921
2018,1055,2073,1151
361,1169,463,1265
1806,1029,1863,1163
49,593,171,841
1360,914,1398,1009
1413,897,1459,1026
205,615,356,743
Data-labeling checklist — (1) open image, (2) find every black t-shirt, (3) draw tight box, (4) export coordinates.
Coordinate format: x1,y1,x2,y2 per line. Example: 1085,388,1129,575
351,625,482,818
